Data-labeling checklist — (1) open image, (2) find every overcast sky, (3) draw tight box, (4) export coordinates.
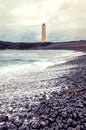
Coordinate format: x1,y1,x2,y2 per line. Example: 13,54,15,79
0,0,86,42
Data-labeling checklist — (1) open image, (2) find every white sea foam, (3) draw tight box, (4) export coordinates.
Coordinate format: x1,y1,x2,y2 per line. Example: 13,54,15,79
0,50,85,102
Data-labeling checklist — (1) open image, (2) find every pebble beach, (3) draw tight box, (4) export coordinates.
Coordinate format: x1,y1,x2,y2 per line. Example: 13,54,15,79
0,52,86,130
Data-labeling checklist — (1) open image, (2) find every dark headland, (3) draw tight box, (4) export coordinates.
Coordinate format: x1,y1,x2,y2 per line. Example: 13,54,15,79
0,40,86,52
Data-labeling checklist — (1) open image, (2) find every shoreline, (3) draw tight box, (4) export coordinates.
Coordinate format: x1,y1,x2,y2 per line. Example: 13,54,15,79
0,52,86,129
0,40,86,52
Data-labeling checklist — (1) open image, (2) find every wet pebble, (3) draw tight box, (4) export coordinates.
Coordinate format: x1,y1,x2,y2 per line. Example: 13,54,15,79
0,115,8,122
0,124,8,130
12,118,23,128
30,120,39,129
40,120,48,127
67,118,73,126
61,111,67,118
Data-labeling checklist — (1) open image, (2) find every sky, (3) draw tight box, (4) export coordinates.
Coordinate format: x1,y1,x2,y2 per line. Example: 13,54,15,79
0,0,86,42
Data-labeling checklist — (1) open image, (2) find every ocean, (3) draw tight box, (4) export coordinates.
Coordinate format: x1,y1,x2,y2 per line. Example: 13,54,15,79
0,50,84,102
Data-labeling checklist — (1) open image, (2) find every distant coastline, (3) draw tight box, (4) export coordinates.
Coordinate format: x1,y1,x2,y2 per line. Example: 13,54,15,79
0,40,86,52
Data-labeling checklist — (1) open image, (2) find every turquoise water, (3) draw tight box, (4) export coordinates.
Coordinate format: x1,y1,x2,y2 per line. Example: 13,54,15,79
0,50,82,68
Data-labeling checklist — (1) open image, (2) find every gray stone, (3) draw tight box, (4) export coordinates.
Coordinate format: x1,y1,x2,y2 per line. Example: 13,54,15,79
8,123,17,129
27,112,33,119
13,118,23,128
83,123,86,128
75,125,81,130
27,107,32,112
67,118,72,126
8,128,17,130
61,112,67,118
31,120,39,129
0,122,5,126
72,121,78,127
49,117,54,122
80,125,84,130
83,101,86,106
0,124,8,130
0,115,8,122
40,115,48,120
25,103,29,109
49,127,55,130
72,112,77,119
72,128,77,130
67,127,72,130
40,121,47,127
23,119,29,127
67,108,72,114
51,114,56,118
78,103,84,108
8,107,13,114
83,96,86,100
55,126,59,130
18,126,26,130
78,113,83,119
58,122,63,129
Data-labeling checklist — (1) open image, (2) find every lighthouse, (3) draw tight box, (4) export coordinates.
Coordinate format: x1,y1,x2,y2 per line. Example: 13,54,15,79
42,23,46,43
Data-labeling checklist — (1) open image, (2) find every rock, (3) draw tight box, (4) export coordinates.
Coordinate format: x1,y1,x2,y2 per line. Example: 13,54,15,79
72,121,78,127
8,123,16,129
27,112,33,119
19,114,24,119
83,96,86,100
0,115,8,122
83,101,86,106
30,120,39,129
13,118,23,128
40,121,47,127
67,127,73,130
0,124,8,130
27,107,32,112
0,122,5,126
83,123,86,128
26,128,30,130
61,112,67,118
52,122,57,127
23,119,29,127
75,125,81,130
49,117,54,122
23,113,28,118
58,123,63,129
18,126,27,130
55,126,59,130
40,115,48,120
78,113,83,119
67,109,72,114
49,127,55,130
9,127,17,130
8,107,13,114
51,114,56,118
84,114,86,118
77,102,84,108
25,103,29,109
72,112,77,119
67,118,72,126
64,124,68,129
80,125,84,130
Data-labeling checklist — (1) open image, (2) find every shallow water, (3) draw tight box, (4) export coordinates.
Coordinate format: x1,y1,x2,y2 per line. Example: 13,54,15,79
0,50,84,102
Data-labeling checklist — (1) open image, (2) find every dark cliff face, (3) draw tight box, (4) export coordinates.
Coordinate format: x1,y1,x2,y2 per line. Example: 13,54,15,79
0,40,86,51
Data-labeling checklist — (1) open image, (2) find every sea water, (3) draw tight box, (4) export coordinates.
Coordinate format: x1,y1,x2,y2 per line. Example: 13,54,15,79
0,50,84,101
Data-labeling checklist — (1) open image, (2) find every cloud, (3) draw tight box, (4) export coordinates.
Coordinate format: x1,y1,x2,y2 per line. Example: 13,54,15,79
0,0,86,42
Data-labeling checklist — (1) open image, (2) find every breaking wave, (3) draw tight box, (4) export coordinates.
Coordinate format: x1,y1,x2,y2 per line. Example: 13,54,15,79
0,50,84,102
